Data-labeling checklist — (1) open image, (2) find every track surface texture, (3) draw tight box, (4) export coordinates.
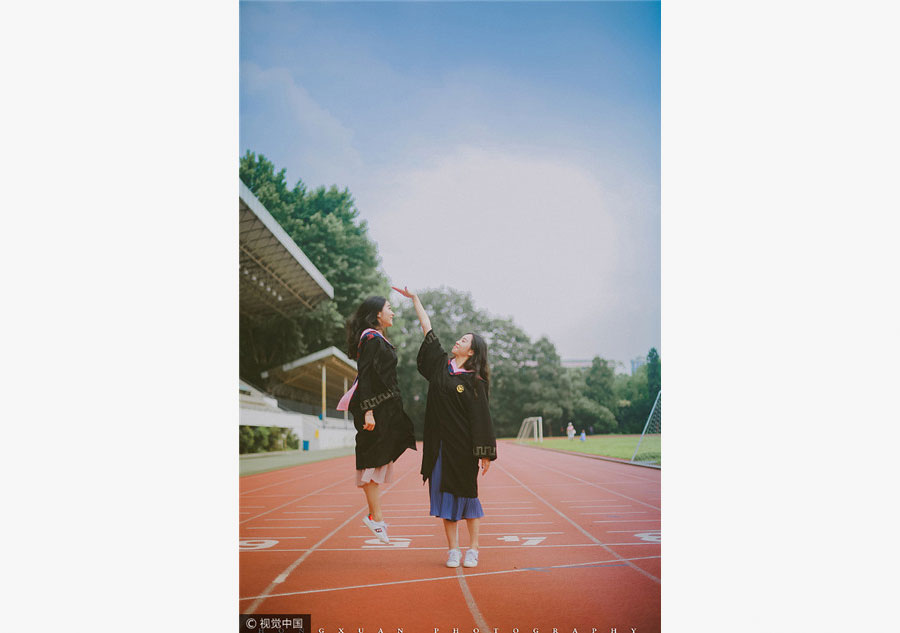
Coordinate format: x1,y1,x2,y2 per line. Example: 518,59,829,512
240,440,661,632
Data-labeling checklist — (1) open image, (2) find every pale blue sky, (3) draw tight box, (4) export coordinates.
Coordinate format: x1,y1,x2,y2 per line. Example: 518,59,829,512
240,1,660,367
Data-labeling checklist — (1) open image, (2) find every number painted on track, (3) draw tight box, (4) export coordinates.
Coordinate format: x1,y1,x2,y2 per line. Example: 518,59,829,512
363,537,411,549
240,540,278,550
634,531,661,543
496,535,547,546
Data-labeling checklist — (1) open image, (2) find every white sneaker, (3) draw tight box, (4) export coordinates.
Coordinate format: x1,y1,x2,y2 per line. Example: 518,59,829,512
446,548,462,568
463,549,479,568
363,515,390,544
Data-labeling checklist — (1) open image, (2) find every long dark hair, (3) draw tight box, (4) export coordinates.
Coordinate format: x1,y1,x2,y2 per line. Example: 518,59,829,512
462,332,490,396
346,296,387,360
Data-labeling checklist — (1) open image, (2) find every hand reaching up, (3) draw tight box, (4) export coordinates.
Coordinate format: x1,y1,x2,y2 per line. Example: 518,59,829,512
391,286,431,336
391,285,416,299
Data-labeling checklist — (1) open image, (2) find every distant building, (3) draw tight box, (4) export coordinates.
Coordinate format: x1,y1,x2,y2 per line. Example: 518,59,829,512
631,356,647,375
562,359,628,374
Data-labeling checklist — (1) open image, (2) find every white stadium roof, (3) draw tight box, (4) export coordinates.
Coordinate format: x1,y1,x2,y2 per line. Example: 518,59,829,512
239,180,333,318
261,346,358,404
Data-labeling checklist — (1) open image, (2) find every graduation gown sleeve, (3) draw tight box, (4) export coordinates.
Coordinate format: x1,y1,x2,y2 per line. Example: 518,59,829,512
417,329,446,381
469,379,497,460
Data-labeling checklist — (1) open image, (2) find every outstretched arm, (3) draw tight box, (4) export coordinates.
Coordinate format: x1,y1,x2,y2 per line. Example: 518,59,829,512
392,286,432,336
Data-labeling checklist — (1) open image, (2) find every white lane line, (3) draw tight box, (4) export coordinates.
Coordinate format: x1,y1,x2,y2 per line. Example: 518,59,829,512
348,535,433,538
245,527,319,530
505,443,661,484
457,567,491,632
240,554,661,600
241,476,355,524
241,494,322,498
239,536,308,540
380,516,431,519
531,462,660,511
592,519,661,523
480,532,564,535
241,549,310,552
497,462,660,584
483,506,536,509
479,513,543,517
561,499,617,503
299,504,353,507
570,505,632,508
283,511,340,514
482,522,554,525
244,543,609,553
481,483,596,489
264,518,330,521
241,467,344,496
608,529,662,533
242,506,266,509
244,462,417,615
306,491,372,495
581,511,648,515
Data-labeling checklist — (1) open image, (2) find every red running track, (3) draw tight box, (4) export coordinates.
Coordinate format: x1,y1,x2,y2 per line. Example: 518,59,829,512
240,441,661,633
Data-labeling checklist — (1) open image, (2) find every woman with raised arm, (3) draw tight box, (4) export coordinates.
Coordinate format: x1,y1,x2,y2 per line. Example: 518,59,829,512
392,286,497,569
337,295,416,545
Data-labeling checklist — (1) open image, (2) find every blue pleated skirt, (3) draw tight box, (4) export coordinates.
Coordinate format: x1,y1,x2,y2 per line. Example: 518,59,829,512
429,444,484,522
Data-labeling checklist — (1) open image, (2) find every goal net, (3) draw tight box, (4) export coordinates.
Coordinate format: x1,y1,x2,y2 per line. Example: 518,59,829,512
630,391,661,465
516,416,544,443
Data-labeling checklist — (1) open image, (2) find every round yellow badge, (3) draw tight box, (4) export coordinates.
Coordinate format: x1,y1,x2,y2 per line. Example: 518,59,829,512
456,385,465,393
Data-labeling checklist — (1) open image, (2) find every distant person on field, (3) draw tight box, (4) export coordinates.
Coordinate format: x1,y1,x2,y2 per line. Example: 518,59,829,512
580,429,587,442
337,296,416,545
567,422,576,440
393,285,497,570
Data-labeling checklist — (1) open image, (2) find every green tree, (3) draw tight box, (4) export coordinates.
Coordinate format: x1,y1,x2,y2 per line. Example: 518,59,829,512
572,397,618,434
519,336,567,435
646,347,661,400
585,357,616,411
239,152,389,381
391,287,570,440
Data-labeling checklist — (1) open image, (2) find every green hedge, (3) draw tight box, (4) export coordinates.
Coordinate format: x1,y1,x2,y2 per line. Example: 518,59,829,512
239,425,300,454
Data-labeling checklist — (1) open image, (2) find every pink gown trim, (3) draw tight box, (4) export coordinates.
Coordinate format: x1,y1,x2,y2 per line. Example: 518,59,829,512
448,358,474,374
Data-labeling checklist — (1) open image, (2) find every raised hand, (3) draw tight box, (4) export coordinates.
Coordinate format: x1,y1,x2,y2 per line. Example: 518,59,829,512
391,285,416,299
391,285,431,336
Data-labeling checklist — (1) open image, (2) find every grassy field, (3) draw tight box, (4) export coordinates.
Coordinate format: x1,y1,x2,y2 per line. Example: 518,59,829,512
516,434,661,464
239,445,355,476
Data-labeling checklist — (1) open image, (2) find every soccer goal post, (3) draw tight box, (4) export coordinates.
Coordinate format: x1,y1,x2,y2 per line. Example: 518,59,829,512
516,416,544,443
630,391,661,465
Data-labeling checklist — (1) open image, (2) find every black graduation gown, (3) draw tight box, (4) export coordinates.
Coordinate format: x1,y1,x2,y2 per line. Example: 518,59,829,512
418,329,497,498
349,332,416,470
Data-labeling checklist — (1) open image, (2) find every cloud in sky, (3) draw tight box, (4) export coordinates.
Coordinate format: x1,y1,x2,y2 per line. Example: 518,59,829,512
240,61,363,188
360,145,652,362
239,1,660,366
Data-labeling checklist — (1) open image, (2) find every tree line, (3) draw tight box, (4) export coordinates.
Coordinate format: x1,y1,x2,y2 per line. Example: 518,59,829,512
239,152,660,439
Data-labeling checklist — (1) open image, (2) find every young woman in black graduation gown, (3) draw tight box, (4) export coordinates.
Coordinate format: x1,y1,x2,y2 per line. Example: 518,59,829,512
338,296,416,544
392,286,497,569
